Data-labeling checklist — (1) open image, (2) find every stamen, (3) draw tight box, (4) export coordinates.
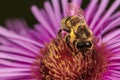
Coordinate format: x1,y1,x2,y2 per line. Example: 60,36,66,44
33,38,110,80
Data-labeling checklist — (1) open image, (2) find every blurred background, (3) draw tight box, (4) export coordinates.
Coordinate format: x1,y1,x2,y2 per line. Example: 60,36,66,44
0,0,118,27
0,0,44,27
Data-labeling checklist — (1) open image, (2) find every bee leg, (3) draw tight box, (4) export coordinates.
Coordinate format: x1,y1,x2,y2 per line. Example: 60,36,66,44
58,28,71,38
66,35,73,51
82,53,86,59
74,52,79,55
80,50,85,59
58,29,62,38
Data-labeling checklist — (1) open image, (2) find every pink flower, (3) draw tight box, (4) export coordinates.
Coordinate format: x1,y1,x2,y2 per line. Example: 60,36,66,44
0,0,120,80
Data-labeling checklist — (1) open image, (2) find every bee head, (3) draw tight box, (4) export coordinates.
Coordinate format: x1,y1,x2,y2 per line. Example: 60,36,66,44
76,41,92,50
73,40,93,53
73,32,93,52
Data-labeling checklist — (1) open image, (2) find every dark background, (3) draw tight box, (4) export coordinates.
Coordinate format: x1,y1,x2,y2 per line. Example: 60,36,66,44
0,0,118,27
0,0,45,27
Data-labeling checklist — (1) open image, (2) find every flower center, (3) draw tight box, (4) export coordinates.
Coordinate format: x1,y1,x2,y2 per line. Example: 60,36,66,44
33,38,109,80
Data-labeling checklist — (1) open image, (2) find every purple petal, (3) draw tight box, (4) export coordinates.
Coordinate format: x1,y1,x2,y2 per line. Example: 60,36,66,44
90,0,109,29
0,59,31,68
108,63,120,67
0,52,34,63
71,0,82,6
0,27,44,47
107,70,120,77
101,17,120,34
51,0,62,23
34,24,51,43
85,0,98,22
109,55,120,61
104,76,120,80
31,5,56,38
61,0,68,16
106,37,120,44
0,46,35,57
28,29,44,42
0,68,31,73
110,48,120,53
107,38,120,46
102,30,120,42
8,39,40,54
44,1,59,32
108,66,120,71
106,40,120,49
0,72,31,78
0,37,13,46
5,19,27,32
94,0,120,35
107,11,120,21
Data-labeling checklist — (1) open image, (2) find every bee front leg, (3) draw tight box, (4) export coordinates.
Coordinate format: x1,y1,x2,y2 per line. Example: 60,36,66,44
58,27,71,38
58,29,62,38
66,35,73,52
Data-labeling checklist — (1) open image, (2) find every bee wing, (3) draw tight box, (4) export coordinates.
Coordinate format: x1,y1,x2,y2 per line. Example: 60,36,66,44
66,3,84,18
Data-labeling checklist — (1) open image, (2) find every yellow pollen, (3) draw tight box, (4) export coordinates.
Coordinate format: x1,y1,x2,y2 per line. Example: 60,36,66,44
33,38,109,80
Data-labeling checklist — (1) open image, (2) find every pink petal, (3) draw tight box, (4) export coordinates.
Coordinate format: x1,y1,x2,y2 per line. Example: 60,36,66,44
8,39,39,54
90,0,109,29
51,0,62,23
107,70,120,77
107,11,120,21
110,48,120,53
0,72,31,78
102,30,120,42
108,63,120,67
101,17,120,34
0,68,31,73
0,52,34,64
108,66,120,70
44,1,59,32
104,34,120,44
104,76,120,80
0,46,35,57
94,0,120,34
107,41,120,50
0,59,31,68
34,24,51,43
5,19,27,32
0,27,44,47
61,0,68,16
85,0,98,22
31,5,56,38
71,0,82,6
109,55,120,61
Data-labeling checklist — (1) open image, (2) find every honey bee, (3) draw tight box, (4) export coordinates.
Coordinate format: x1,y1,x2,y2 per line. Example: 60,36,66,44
58,3,94,55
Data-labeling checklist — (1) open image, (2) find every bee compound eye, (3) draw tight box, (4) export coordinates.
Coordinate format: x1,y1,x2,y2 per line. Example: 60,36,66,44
77,42,84,49
85,41,92,48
